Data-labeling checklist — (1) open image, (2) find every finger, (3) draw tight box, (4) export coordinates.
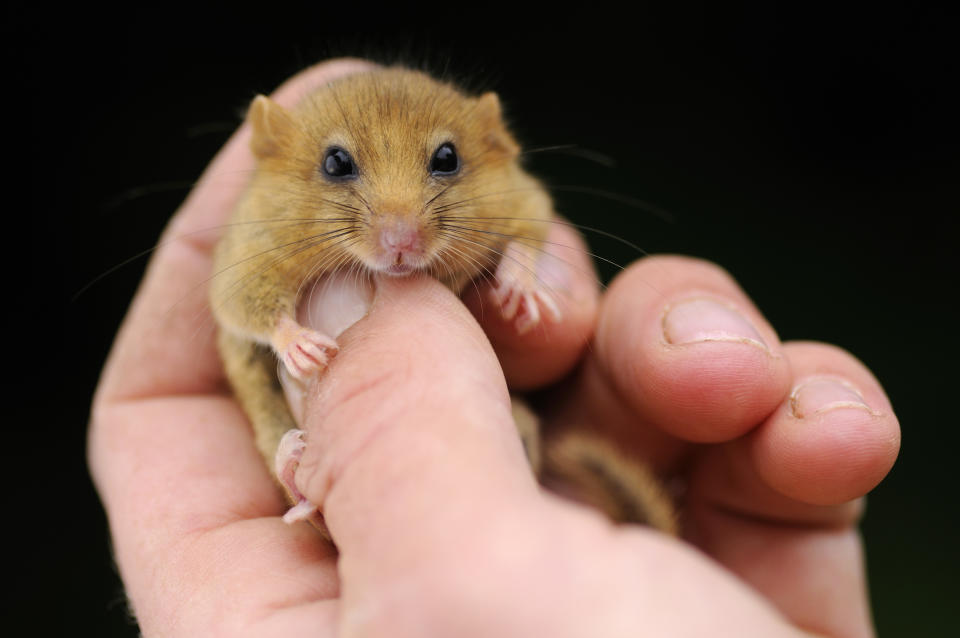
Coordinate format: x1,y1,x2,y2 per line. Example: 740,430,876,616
543,255,793,475
293,275,543,606
688,508,874,638
597,255,792,443
690,341,900,522
684,341,899,637
89,395,340,635
461,221,600,390
749,341,900,506
96,58,374,402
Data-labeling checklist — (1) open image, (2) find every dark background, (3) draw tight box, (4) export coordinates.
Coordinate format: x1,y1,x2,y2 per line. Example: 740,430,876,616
20,2,956,635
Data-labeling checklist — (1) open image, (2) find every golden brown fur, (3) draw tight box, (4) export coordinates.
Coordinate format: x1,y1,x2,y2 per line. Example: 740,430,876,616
211,68,552,342
210,67,677,534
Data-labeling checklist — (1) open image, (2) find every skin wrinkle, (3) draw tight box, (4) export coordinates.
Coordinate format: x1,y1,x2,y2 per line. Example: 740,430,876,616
705,497,864,531
711,441,866,527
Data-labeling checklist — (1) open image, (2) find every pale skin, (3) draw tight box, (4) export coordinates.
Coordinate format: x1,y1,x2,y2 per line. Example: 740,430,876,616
88,59,900,637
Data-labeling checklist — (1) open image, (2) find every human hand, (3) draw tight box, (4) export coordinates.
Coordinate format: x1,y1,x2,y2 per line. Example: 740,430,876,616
89,59,899,637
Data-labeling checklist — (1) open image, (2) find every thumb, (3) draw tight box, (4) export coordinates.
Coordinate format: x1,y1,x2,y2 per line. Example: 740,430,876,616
292,273,541,560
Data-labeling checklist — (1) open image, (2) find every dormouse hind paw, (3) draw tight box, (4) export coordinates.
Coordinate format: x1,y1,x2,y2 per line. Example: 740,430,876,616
275,429,326,528
271,315,339,381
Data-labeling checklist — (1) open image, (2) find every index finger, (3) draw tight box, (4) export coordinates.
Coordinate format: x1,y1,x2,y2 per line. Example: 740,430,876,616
294,276,542,584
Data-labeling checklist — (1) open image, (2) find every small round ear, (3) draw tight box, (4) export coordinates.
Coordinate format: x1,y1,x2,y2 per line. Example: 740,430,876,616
247,95,297,159
475,92,521,157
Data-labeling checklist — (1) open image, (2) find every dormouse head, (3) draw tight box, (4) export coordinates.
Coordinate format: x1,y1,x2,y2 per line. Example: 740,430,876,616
246,68,526,283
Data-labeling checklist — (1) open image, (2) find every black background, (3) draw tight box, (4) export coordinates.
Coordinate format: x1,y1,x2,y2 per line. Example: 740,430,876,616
19,2,957,635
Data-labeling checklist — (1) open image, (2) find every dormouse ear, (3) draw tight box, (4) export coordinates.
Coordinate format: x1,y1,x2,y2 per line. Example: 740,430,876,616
247,95,296,159
475,92,520,157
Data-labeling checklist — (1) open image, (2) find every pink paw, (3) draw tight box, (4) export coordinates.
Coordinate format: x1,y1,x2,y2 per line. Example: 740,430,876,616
490,250,562,334
272,315,338,381
275,429,324,526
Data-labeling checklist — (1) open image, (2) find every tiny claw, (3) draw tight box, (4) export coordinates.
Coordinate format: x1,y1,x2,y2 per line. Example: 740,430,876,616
514,294,541,335
535,289,563,323
500,286,522,320
272,315,338,380
275,428,307,480
282,499,319,524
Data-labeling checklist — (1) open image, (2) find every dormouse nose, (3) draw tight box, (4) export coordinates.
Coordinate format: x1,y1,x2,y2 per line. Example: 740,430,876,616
377,218,424,253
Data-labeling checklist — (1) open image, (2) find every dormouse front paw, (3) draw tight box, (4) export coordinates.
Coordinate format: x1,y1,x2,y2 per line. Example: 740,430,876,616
490,242,563,334
271,315,339,381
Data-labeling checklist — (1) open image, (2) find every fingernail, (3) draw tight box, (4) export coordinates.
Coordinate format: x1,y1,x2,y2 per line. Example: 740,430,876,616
663,298,767,349
790,377,874,418
298,271,373,338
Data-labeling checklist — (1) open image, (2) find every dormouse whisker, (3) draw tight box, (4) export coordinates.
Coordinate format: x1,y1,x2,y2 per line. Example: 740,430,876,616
520,145,617,168
439,215,650,259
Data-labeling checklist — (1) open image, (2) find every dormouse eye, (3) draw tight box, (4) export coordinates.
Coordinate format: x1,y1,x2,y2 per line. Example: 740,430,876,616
430,142,459,176
322,147,356,179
